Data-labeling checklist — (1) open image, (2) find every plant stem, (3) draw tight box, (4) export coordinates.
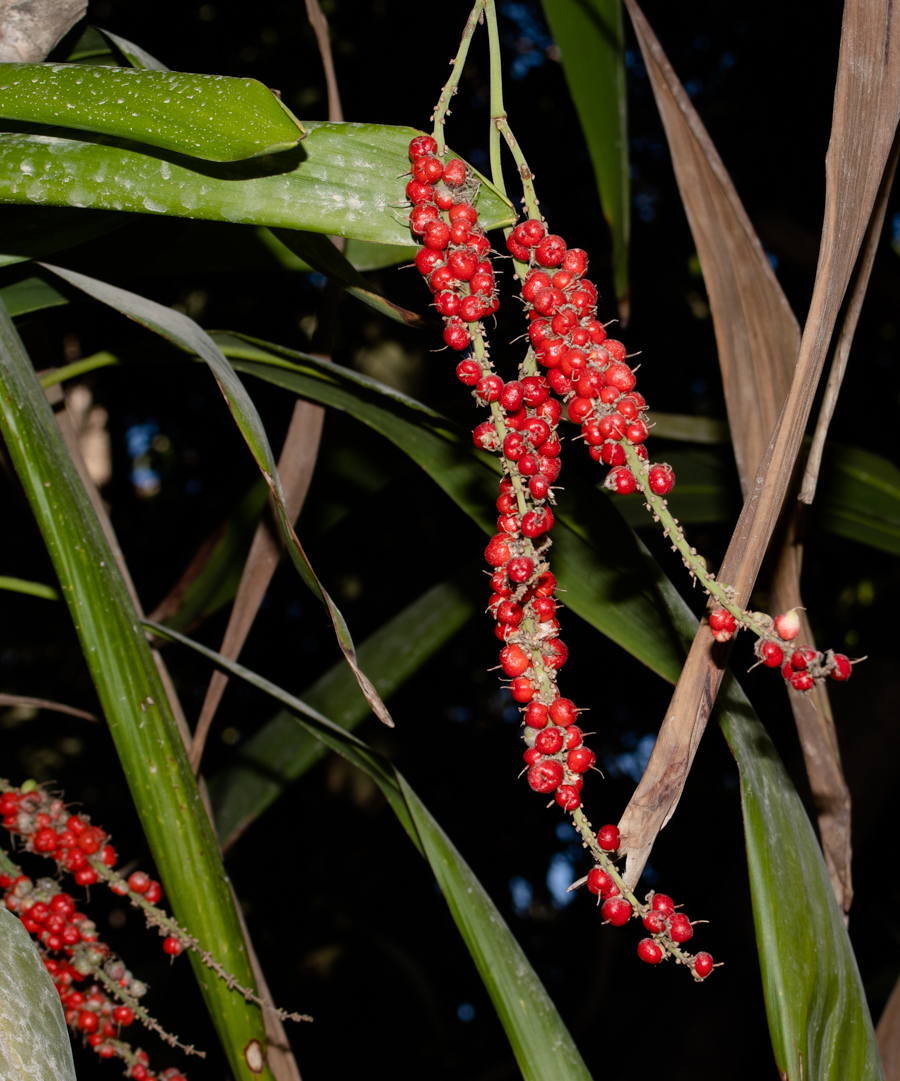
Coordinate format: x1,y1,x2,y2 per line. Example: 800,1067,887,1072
431,1,485,155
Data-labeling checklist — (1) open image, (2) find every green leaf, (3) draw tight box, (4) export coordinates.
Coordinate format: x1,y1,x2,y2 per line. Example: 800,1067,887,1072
0,124,515,244
815,442,900,555
0,908,76,1081
97,29,170,72
0,63,304,161
213,331,684,681
270,228,429,327
540,0,630,312
644,538,884,1081
0,275,67,316
0,575,59,601
0,301,274,1078
148,621,592,1081
210,574,479,846
40,263,396,728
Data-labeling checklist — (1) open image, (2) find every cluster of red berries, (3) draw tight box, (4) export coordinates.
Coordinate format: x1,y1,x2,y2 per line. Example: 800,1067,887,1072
708,606,854,691
1,783,188,1077
407,134,497,353
507,221,675,499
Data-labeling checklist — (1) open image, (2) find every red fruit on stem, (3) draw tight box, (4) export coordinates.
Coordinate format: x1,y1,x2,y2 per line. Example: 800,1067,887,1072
408,135,438,160
163,936,184,956
757,639,784,668
534,234,567,267
535,728,564,755
566,746,595,773
773,610,801,640
642,910,668,934
586,868,615,896
669,913,693,943
443,158,467,186
601,897,632,926
605,466,636,495
709,608,737,643
830,653,853,681
527,760,564,794
500,644,530,677
597,824,620,852
651,893,675,915
524,702,549,728
647,464,675,495
638,938,664,964
693,952,715,978
555,785,581,811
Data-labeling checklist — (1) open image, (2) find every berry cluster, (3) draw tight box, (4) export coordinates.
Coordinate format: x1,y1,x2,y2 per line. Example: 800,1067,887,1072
506,221,675,501
406,134,497,353
0,781,197,1077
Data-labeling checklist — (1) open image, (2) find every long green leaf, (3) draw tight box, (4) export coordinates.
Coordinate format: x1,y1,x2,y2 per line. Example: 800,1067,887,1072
213,332,683,681
0,124,515,244
40,263,396,727
210,575,479,846
148,621,592,1081
0,575,59,601
644,540,884,1080
0,301,273,1079
0,909,76,1081
0,63,304,161
540,0,629,312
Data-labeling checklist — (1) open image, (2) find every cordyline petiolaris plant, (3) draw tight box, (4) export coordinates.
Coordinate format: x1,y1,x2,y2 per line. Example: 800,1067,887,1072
0,0,895,1079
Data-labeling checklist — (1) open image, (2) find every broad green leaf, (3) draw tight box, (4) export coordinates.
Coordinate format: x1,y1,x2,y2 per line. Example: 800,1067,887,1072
0,908,76,1081
0,124,516,244
210,574,479,846
816,443,900,555
645,540,884,1081
40,263,396,728
149,621,592,1081
540,0,630,313
0,301,274,1079
97,29,170,72
0,575,59,600
0,275,67,316
271,228,428,327
213,332,683,680
0,63,304,161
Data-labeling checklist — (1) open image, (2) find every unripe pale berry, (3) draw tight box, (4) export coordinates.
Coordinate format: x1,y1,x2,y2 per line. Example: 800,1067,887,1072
773,610,801,640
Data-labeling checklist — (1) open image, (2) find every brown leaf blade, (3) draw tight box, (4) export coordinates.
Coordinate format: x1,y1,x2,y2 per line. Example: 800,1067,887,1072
618,0,900,889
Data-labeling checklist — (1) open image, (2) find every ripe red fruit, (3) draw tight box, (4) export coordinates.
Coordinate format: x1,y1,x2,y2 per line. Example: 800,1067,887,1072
601,897,632,926
693,952,714,978
422,219,450,250
473,419,501,451
830,653,853,681
638,938,664,964
651,893,675,915
442,158,467,186
500,381,525,412
527,760,564,794
524,702,549,728
506,556,534,583
510,677,536,703
506,235,530,260
484,533,512,567
605,361,636,393
476,374,503,403
605,466,636,495
113,1005,135,1026
456,358,481,386
409,135,438,160
555,785,581,811
549,698,578,727
669,912,694,943
541,637,567,669
791,646,818,670
514,219,547,247
77,1009,100,1033
790,670,815,692
535,727,564,755
413,156,443,185
566,746,595,773
163,936,184,956
447,248,478,281
757,639,784,668
597,824,620,852
415,248,444,276
647,464,675,495
709,608,737,643
435,291,460,317
128,871,151,894
586,868,616,896
642,910,668,934
523,746,542,766
33,827,58,853
500,644,530,677
534,234,567,267
406,179,434,205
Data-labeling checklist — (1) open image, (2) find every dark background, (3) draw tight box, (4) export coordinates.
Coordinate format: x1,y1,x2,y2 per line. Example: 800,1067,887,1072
2,1,899,1078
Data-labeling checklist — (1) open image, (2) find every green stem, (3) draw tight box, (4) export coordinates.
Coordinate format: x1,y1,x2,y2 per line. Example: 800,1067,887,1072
483,0,507,198
431,1,485,155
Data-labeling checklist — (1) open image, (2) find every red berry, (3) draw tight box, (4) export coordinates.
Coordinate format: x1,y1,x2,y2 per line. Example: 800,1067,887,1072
830,653,852,681
434,291,460,317
638,938,664,964
601,897,632,926
128,871,151,894
651,893,675,915
442,158,467,186
33,827,59,853
693,952,714,978
790,670,815,692
413,156,443,185
163,936,184,956
549,698,578,727
561,248,588,275
605,361,636,393
447,248,478,282
500,644,530,677
406,179,434,205
524,702,549,728
459,294,489,322
554,785,581,811
523,746,542,766
534,234,567,268
597,824,620,852
505,556,533,584
791,646,818,670
74,867,97,887
647,463,675,495
586,868,616,896
668,912,693,943
77,1009,99,1033
642,910,668,934
422,219,450,250
566,746,595,773
113,1005,135,1026
144,880,162,904
444,320,470,351
409,135,438,160
605,466,636,495
709,608,737,643
535,728,564,755
514,219,546,247
527,760,564,794
604,339,627,361
456,359,482,386
757,639,784,668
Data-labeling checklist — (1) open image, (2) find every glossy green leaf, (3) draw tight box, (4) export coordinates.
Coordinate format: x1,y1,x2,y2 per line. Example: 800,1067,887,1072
644,539,884,1081
210,574,479,846
0,124,515,244
0,908,76,1081
0,300,274,1079
213,332,683,681
0,275,67,316
540,0,630,312
0,63,304,161
40,263,396,727
270,228,428,327
0,575,59,601
149,621,592,1081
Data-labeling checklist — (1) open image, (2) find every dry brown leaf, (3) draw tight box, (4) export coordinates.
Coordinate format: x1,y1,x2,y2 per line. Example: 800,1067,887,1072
0,693,97,722
189,399,325,773
618,0,900,889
